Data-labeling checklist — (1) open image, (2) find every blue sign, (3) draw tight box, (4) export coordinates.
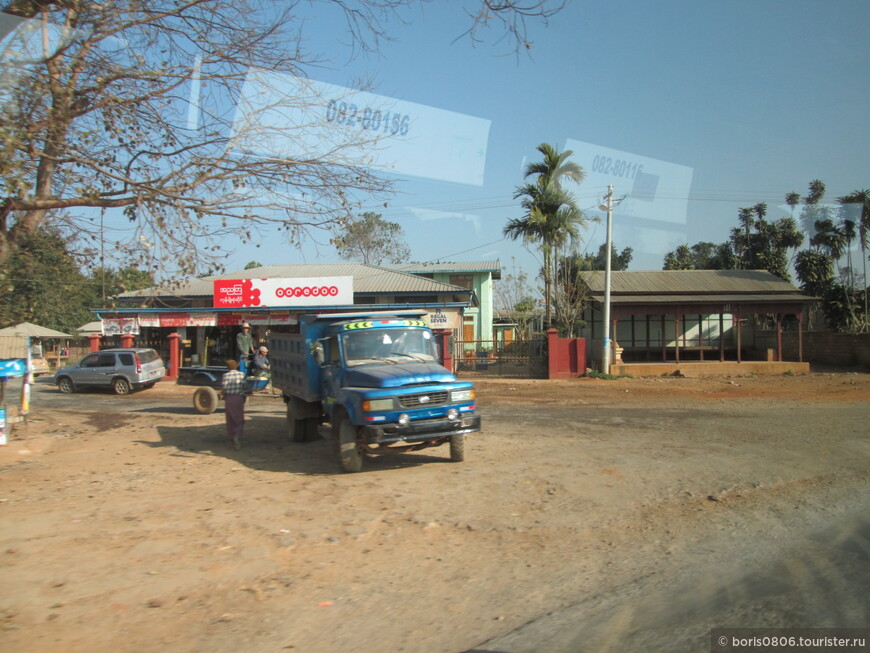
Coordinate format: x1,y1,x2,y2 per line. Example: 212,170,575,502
0,359,27,378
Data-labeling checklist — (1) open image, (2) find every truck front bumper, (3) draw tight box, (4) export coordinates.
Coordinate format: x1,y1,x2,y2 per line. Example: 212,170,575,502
361,414,481,445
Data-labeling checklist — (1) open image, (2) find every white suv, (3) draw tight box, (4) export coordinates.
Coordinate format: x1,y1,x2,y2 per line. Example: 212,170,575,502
55,348,165,395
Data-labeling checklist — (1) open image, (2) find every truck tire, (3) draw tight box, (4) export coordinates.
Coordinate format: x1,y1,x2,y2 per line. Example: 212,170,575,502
334,413,363,473
449,432,465,462
304,418,320,441
287,403,320,442
193,386,219,414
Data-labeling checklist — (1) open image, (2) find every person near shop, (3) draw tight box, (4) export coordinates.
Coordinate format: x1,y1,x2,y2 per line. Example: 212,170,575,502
221,359,247,450
236,323,255,373
252,346,270,376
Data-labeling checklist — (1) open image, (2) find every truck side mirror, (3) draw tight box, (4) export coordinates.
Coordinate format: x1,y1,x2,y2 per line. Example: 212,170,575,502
312,342,325,365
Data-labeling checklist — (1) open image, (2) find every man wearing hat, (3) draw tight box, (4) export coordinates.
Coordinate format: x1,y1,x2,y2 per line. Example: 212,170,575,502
253,345,270,375
236,323,255,373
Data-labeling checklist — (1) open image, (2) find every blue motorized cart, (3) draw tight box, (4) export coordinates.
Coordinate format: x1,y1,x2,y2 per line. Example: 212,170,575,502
177,365,271,414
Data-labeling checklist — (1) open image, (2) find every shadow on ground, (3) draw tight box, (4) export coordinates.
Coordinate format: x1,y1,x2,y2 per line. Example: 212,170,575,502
146,415,450,476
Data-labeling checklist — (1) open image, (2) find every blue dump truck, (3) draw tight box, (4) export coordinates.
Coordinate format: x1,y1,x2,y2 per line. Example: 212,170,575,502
269,311,481,472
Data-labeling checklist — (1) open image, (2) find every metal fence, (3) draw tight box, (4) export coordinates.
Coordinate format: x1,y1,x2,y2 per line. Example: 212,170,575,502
453,338,548,379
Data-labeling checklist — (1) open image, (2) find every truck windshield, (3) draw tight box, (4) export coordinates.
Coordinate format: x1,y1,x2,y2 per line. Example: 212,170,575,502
341,328,437,367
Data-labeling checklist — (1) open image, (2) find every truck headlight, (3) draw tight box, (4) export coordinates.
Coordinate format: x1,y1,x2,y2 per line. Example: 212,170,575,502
451,388,474,403
363,398,394,412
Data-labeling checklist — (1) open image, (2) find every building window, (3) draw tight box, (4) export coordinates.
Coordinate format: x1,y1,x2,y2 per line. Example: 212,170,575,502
449,275,473,290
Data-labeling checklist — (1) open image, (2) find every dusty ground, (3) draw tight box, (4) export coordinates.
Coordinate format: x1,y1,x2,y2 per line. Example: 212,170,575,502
1,372,868,652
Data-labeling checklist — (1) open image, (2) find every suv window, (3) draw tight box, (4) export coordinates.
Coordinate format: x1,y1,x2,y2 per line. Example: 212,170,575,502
138,350,160,364
81,353,115,368
118,353,134,366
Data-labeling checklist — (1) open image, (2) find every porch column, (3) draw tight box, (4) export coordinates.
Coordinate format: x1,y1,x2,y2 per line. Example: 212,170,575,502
719,312,725,362
88,334,101,352
798,312,804,362
736,314,743,363
674,314,681,364
776,314,783,362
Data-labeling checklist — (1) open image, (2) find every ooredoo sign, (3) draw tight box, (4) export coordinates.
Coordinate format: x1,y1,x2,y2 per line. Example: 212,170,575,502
213,277,353,308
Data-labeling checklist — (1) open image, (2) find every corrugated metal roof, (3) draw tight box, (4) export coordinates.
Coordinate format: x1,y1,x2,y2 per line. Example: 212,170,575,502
0,322,73,337
116,262,468,299
382,261,502,279
605,293,817,305
0,335,28,359
579,270,803,295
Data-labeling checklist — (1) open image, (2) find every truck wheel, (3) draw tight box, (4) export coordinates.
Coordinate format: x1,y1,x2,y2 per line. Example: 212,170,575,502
449,432,465,462
193,386,218,414
335,414,363,473
287,402,319,442
304,417,321,441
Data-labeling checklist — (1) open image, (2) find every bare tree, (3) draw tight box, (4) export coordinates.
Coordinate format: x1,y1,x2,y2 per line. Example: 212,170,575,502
333,211,410,265
493,258,540,341
0,1,564,278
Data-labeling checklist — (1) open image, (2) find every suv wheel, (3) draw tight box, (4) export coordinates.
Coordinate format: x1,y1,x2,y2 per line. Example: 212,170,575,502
57,377,74,394
112,378,132,395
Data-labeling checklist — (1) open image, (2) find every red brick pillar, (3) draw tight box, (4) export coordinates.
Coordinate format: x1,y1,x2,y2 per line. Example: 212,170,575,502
547,328,559,379
120,334,134,348
166,332,181,381
88,334,101,352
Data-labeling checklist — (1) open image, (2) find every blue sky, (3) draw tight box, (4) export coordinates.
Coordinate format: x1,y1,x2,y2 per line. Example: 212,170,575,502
91,1,870,280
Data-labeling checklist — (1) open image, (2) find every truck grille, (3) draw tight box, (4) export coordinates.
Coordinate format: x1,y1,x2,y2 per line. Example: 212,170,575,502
398,391,449,408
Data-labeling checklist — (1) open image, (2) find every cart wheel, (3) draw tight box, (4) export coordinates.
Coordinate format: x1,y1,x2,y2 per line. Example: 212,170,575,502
193,386,219,414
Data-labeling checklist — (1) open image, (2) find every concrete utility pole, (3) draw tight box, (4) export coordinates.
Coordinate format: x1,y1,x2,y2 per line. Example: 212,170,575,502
599,185,614,374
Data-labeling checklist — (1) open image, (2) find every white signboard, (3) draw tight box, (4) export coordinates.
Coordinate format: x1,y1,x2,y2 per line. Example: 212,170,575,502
213,277,354,308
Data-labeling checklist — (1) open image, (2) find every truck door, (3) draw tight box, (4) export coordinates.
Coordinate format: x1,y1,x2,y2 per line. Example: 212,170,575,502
319,336,341,410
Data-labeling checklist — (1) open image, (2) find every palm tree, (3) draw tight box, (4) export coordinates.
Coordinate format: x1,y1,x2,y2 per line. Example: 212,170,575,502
838,189,870,330
504,143,587,326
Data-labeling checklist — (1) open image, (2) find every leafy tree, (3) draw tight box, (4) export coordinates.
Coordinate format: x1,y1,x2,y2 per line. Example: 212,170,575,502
838,189,870,328
663,244,693,270
0,226,96,332
504,142,588,327
790,182,864,333
663,206,800,280
0,1,564,276
244,261,263,270
89,265,155,302
332,211,410,265
568,242,633,272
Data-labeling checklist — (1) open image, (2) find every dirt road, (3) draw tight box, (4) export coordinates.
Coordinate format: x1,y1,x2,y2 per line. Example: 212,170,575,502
1,373,868,652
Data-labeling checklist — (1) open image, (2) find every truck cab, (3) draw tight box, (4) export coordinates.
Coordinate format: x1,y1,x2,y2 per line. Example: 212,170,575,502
270,311,481,472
